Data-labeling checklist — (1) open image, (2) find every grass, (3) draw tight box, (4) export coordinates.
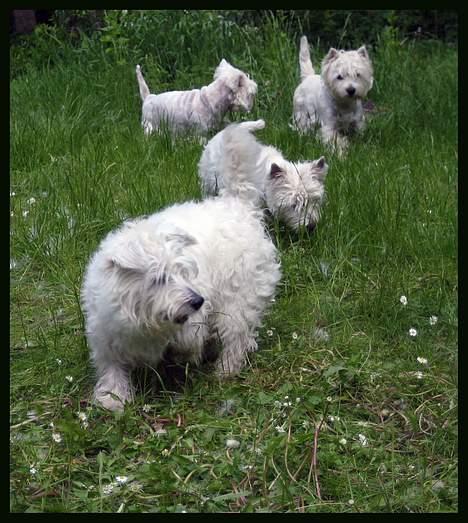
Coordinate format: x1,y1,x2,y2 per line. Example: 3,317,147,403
10,24,457,513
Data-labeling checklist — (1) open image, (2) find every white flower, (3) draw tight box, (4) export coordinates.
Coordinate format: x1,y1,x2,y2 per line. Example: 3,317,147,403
161,449,170,456
78,412,87,421
339,438,347,445
348,499,355,505
142,404,151,413
417,357,428,365
30,466,37,475
273,400,282,408
408,328,418,337
56,358,62,365
102,483,115,495
266,329,274,337
275,425,286,434
292,332,298,340
27,197,36,205
226,438,240,449
65,375,74,383
357,434,368,446
52,432,62,443
326,396,333,402
429,315,438,325
295,397,301,403
10,191,16,197
22,210,29,217
115,475,129,485
400,295,408,306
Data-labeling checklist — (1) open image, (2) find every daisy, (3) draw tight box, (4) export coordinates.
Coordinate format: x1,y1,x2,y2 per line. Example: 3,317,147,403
115,476,129,485
400,295,408,306
226,438,240,449
52,432,62,443
408,328,418,337
429,315,438,325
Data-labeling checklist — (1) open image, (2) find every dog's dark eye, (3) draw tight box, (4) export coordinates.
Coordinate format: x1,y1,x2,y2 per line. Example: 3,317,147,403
337,74,344,80
356,72,361,78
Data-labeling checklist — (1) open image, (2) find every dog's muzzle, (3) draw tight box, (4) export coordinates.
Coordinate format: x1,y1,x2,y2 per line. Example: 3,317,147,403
174,292,205,324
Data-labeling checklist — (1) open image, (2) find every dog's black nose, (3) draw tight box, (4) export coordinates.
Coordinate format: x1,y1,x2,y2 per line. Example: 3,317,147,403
307,222,316,234
190,295,204,310
346,86,356,96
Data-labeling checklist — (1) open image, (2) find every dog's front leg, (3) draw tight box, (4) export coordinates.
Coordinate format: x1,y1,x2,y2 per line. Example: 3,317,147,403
93,365,134,411
321,125,349,156
215,331,258,377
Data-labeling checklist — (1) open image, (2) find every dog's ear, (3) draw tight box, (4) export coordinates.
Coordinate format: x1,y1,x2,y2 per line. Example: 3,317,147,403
166,232,198,249
309,156,328,181
108,245,147,276
323,48,339,65
357,46,370,61
270,163,285,179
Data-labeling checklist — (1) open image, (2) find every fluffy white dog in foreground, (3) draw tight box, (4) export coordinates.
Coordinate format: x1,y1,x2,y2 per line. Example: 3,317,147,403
81,193,281,411
198,119,328,232
136,59,257,135
293,36,373,154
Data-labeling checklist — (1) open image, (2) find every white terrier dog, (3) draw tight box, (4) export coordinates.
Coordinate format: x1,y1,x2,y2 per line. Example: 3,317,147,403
198,119,328,232
81,195,280,411
293,36,373,154
136,59,257,136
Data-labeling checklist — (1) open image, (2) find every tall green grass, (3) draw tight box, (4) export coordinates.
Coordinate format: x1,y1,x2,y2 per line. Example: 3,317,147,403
10,20,457,513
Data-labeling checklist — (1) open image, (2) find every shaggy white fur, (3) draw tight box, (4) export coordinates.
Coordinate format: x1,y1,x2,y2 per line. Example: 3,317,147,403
136,59,257,136
81,195,281,411
293,36,374,154
198,119,328,232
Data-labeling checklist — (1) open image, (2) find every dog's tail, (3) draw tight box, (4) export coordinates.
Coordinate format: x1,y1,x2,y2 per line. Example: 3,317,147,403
299,35,315,79
219,122,265,205
136,65,151,101
236,119,266,133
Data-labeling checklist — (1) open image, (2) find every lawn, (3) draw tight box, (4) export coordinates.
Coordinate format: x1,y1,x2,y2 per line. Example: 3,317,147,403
10,14,457,512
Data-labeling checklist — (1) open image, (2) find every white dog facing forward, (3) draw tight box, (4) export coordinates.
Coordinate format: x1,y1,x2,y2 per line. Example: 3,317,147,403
293,36,373,154
136,59,257,136
81,196,280,411
198,119,328,232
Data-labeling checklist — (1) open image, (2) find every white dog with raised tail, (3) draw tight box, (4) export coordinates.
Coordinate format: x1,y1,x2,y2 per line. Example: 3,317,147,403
198,119,328,232
293,35,374,154
136,59,257,136
81,162,280,411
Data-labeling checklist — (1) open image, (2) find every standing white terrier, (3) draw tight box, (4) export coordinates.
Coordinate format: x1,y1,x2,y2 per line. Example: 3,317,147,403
198,119,328,232
136,59,257,136
293,36,374,154
81,194,280,411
